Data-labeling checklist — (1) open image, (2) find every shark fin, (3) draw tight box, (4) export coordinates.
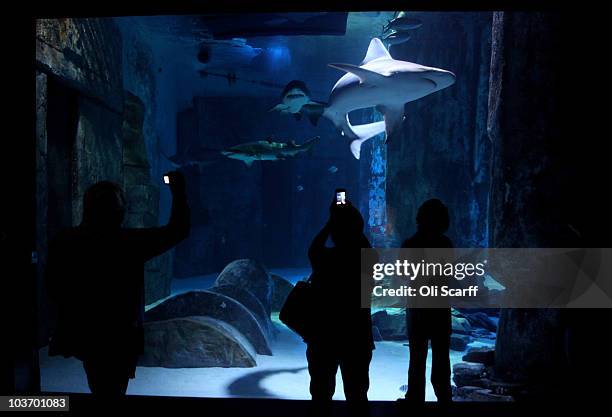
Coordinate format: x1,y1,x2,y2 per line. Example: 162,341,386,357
347,120,387,159
360,38,392,65
376,104,406,143
328,63,388,85
269,103,288,112
243,159,254,168
301,103,325,126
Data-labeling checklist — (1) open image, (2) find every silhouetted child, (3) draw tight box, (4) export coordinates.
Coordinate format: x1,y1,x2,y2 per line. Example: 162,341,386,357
402,198,453,404
306,197,375,416
45,171,190,400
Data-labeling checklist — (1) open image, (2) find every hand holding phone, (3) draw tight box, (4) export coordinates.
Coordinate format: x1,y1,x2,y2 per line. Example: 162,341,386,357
335,189,347,205
163,171,186,195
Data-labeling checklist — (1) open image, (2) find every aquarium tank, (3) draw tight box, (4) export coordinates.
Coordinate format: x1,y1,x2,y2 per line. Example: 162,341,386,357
36,11,504,401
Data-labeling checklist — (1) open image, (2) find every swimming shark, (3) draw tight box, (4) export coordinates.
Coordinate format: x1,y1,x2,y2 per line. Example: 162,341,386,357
383,30,412,45
383,17,423,32
269,80,324,125
326,37,456,159
157,135,224,170
221,136,320,167
280,38,456,159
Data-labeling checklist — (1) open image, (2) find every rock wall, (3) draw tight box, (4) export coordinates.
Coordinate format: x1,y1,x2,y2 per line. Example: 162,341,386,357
36,18,171,314
116,18,182,226
117,19,182,303
36,17,124,240
385,12,492,247
36,19,124,113
122,92,172,304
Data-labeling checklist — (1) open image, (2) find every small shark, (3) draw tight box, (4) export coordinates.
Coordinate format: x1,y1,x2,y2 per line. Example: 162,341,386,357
289,38,456,159
269,80,325,125
157,136,224,170
383,17,423,32
221,136,320,167
383,30,412,45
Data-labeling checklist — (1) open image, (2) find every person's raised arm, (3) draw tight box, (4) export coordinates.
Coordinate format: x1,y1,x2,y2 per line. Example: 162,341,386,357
131,170,191,261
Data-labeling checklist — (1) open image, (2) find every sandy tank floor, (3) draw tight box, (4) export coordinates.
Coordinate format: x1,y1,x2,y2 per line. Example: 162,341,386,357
40,268,494,400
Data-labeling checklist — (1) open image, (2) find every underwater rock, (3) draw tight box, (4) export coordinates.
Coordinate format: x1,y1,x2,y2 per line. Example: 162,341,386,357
215,259,273,316
463,312,497,332
371,309,407,340
140,316,256,368
209,284,272,338
450,333,471,351
456,308,500,317
451,316,473,335
453,385,481,400
454,386,513,402
270,274,294,312
469,389,513,402
471,328,496,342
453,362,487,387
462,346,495,366
145,290,272,355
372,325,383,342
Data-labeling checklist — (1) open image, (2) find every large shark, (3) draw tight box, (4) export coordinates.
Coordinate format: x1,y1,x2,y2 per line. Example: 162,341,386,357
281,38,456,159
326,37,456,159
221,136,320,167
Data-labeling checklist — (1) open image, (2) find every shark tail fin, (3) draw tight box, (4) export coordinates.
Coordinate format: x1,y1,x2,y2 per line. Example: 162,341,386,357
346,120,387,160
300,103,325,126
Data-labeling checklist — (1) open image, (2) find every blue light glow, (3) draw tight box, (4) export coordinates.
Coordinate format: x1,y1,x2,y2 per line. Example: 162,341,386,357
265,45,291,69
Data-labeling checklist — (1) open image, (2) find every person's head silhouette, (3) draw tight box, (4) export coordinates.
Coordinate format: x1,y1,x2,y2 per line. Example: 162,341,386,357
329,203,365,247
81,181,127,229
416,198,449,235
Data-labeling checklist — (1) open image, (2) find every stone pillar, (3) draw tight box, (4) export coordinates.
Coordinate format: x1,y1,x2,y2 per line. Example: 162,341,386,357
385,12,492,248
487,11,569,399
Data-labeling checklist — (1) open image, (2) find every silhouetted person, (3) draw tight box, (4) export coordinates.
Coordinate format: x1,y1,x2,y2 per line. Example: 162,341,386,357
45,171,190,400
306,198,375,416
402,198,453,404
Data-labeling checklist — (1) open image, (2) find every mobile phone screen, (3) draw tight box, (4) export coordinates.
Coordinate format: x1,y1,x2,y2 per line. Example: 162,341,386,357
163,175,170,184
336,190,346,205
